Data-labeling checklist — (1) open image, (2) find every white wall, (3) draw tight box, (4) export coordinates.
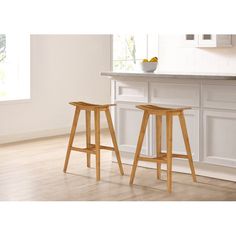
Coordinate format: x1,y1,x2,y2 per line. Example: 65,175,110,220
0,35,111,144
158,34,236,73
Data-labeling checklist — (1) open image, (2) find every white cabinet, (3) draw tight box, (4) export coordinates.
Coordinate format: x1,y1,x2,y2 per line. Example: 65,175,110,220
116,103,149,155
203,110,236,167
151,109,199,161
111,78,236,171
183,34,232,48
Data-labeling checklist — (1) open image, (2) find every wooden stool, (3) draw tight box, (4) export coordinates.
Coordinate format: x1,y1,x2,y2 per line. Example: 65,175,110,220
63,101,124,181
129,104,197,192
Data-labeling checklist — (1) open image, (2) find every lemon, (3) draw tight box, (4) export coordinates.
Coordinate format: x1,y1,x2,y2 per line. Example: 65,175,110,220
150,57,158,62
142,59,148,62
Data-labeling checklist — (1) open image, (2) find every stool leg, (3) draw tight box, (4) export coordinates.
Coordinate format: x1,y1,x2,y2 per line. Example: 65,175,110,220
178,112,197,182
130,111,149,185
94,109,101,181
105,109,124,175
166,114,173,193
86,110,91,168
156,115,162,179
63,108,80,173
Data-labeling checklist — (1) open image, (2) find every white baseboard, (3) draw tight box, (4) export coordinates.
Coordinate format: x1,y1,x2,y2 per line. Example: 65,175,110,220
115,152,236,182
0,121,108,144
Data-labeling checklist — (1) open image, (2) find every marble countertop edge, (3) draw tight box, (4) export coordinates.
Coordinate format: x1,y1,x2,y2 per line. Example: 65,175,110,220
101,71,236,80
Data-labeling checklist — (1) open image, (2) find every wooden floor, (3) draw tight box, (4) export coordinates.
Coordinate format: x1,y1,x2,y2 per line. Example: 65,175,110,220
0,130,235,201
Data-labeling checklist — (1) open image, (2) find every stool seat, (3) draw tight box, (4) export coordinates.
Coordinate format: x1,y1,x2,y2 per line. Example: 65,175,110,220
136,104,191,115
69,101,115,111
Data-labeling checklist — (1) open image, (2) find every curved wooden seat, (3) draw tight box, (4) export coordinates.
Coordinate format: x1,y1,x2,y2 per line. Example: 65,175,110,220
69,101,116,111
136,104,191,115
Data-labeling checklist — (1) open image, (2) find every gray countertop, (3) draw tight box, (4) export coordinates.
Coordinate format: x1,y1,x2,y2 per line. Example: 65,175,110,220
101,71,236,80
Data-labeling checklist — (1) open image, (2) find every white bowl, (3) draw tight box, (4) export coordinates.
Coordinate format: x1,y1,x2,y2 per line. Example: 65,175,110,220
140,62,158,73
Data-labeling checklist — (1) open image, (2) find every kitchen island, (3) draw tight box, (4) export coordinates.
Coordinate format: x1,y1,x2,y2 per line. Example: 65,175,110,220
101,71,236,181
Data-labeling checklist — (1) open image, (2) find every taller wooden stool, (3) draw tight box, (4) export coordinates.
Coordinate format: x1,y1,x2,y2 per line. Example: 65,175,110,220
63,101,124,181
129,104,197,192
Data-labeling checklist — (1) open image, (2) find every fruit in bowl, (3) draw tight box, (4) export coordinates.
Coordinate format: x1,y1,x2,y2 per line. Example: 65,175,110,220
141,57,158,73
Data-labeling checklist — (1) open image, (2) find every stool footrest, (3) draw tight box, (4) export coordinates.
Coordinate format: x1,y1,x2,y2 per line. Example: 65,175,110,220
71,146,96,154
139,156,167,163
138,153,189,163
71,144,115,154
160,153,189,159
89,144,115,151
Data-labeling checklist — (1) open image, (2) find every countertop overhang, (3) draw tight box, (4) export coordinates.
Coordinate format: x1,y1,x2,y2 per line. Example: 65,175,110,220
101,71,236,80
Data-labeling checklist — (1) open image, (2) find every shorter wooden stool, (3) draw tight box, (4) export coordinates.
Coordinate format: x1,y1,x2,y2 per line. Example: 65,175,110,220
63,101,124,181
129,104,197,192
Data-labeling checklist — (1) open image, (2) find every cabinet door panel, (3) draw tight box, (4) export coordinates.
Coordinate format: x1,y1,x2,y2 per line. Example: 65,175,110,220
116,103,149,155
151,109,199,161
203,110,236,167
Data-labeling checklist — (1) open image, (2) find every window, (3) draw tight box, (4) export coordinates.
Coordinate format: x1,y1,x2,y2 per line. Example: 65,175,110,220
112,34,158,71
0,34,30,101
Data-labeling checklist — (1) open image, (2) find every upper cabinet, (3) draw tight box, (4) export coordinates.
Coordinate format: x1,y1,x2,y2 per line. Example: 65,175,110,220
183,34,232,48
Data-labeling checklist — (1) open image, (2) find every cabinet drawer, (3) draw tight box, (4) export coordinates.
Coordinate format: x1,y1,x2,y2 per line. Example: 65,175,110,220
203,84,236,110
115,81,148,102
150,82,200,107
